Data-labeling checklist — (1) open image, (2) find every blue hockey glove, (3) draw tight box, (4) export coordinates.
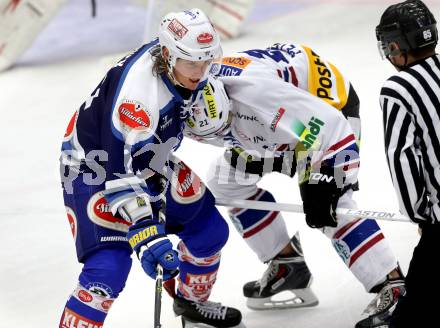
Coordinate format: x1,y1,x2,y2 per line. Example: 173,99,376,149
127,219,179,280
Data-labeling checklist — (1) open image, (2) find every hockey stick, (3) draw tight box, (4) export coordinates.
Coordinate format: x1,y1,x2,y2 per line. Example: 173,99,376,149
154,264,164,328
215,198,410,223
154,175,168,328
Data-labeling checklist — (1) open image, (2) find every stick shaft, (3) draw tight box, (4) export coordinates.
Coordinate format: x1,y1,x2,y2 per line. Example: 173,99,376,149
154,176,168,328
215,198,410,223
154,264,163,328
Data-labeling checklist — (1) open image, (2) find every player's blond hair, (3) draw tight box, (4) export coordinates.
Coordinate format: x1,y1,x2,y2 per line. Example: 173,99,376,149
151,45,168,76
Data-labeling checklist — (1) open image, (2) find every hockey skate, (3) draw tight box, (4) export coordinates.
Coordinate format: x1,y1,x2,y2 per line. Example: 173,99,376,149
355,279,405,328
173,296,243,328
243,232,319,310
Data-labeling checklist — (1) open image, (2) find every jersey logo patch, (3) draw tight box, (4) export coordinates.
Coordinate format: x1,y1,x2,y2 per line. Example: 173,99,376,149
302,45,348,110
77,290,93,303
118,100,152,130
171,162,205,204
60,308,103,328
87,191,131,232
217,56,252,77
101,300,114,311
203,83,217,119
270,107,285,132
66,207,77,241
221,56,252,69
63,111,78,142
292,117,324,150
180,270,218,302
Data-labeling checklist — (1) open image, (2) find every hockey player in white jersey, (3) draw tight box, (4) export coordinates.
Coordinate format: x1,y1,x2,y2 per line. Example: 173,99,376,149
184,43,405,327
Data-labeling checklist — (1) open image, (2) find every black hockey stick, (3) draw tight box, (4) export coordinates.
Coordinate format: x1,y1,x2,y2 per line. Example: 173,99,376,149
154,264,164,328
154,175,168,328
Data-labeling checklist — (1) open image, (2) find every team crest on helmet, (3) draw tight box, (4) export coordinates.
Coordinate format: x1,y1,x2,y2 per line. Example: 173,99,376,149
197,33,213,44
167,18,188,39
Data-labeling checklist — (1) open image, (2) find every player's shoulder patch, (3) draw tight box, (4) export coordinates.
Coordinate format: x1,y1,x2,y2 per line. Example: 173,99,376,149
118,99,153,130
222,56,252,69
113,98,156,145
63,110,78,143
217,56,252,77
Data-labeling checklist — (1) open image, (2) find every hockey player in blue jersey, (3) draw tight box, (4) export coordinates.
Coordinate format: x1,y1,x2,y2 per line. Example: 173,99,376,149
58,8,242,328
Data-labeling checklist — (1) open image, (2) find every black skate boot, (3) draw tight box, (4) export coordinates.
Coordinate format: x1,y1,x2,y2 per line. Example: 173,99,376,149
173,296,243,328
243,232,318,310
355,279,405,328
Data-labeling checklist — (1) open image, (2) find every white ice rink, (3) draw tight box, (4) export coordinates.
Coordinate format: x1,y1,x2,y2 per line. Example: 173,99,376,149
2,1,439,327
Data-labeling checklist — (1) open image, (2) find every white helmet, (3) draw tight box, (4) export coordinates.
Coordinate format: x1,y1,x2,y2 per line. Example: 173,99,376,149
184,77,232,140
159,8,222,70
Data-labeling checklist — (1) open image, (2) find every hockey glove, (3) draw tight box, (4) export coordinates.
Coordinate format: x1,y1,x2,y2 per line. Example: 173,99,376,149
300,166,344,228
127,219,179,280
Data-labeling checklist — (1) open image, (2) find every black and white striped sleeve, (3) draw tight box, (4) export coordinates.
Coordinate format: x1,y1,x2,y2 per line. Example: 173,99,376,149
380,78,434,224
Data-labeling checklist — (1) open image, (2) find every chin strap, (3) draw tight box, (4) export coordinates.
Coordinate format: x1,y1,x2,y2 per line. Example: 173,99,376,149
162,51,185,89
166,68,186,89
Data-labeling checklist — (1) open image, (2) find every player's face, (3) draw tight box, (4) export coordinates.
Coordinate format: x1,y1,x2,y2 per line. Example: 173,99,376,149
173,58,212,90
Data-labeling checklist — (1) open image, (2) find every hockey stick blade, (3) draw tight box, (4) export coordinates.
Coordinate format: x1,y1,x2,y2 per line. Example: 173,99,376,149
215,198,410,223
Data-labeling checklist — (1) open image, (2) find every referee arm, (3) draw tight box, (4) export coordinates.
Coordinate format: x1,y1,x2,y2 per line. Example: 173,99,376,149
380,86,431,223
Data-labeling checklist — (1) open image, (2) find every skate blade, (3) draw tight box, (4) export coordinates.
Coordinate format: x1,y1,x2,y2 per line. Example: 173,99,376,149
182,317,246,328
246,288,319,310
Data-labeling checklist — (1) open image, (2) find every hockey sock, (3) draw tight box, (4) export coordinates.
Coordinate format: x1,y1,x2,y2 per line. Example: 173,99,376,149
176,241,221,302
59,284,112,328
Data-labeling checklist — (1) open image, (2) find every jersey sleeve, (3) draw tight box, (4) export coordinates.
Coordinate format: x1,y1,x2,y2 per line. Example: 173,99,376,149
60,43,169,220
104,69,162,214
88,46,164,215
